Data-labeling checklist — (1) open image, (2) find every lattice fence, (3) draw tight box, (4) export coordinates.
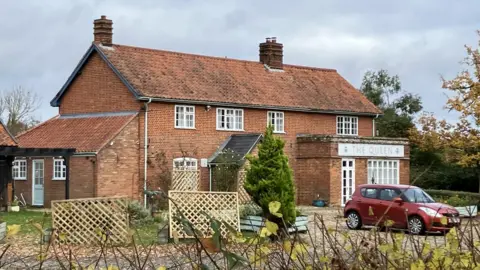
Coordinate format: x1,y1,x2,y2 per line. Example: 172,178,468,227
169,191,239,238
51,197,129,245
171,169,200,191
237,170,251,203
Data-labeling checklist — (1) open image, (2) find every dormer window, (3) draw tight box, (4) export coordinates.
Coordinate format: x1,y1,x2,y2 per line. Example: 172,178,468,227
337,116,358,135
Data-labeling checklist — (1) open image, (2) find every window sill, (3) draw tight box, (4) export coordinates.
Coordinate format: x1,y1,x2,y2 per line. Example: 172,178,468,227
273,131,286,134
336,134,359,136
52,178,66,181
14,178,26,181
174,127,196,130
216,129,245,132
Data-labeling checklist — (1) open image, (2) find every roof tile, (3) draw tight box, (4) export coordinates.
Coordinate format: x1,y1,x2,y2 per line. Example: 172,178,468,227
98,44,381,114
0,122,17,147
16,113,137,152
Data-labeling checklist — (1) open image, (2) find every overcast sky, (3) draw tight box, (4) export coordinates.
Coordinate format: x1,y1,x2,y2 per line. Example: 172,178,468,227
0,0,477,122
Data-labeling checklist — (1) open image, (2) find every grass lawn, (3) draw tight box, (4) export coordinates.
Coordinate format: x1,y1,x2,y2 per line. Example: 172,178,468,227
0,209,51,235
0,209,160,244
132,222,159,244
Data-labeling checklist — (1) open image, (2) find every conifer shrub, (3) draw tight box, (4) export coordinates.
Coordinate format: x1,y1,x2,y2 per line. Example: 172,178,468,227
244,126,297,225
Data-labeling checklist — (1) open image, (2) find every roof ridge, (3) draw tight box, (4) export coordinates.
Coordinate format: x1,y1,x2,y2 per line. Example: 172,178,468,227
111,43,263,65
111,44,337,72
96,112,139,152
16,115,60,139
283,64,337,72
59,111,138,119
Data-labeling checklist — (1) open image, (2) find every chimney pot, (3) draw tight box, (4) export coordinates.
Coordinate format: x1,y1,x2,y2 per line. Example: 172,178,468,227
259,37,283,70
93,15,113,46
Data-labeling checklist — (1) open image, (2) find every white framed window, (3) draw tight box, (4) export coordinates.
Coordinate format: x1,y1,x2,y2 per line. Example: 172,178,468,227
12,159,27,180
53,158,66,180
337,116,358,135
267,111,284,133
175,105,195,129
216,108,244,131
173,157,198,171
368,160,399,185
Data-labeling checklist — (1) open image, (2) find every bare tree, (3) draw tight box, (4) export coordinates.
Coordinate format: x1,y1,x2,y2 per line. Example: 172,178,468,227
1,86,41,136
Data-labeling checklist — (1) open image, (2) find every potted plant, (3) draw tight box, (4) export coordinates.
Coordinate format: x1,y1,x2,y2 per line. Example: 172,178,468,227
8,199,20,212
312,194,327,207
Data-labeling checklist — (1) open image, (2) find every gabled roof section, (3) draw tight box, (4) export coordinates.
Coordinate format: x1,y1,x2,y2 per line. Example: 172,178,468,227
0,121,17,147
16,112,138,153
50,44,140,107
209,134,262,164
51,43,382,115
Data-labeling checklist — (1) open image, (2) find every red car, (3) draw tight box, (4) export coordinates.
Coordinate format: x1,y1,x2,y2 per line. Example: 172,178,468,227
344,184,460,234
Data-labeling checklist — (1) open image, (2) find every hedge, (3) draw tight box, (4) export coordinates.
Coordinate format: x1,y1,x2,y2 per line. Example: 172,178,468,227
426,189,480,207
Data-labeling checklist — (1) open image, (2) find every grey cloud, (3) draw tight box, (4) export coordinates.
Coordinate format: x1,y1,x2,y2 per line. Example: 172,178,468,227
0,0,479,122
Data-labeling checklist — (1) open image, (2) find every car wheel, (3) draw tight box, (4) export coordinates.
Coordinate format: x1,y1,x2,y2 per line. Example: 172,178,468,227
408,216,425,235
346,211,362,230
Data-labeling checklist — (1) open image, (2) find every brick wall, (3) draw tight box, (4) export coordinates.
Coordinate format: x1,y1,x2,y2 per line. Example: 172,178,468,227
296,140,410,205
96,116,140,198
139,102,375,195
13,156,96,207
59,52,141,114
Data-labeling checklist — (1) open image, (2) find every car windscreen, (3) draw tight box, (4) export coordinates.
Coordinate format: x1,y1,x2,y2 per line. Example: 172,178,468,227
401,188,435,203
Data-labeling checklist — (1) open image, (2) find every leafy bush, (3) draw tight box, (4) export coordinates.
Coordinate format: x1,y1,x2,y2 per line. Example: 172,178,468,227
444,195,471,207
426,189,480,206
127,200,153,225
244,126,296,225
239,202,263,218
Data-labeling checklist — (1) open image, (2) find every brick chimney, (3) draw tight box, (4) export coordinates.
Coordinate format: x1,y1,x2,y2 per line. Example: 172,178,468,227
259,37,283,70
93,15,113,46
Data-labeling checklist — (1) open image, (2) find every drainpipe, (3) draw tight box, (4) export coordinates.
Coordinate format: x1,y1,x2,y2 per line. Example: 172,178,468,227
143,98,152,208
373,114,380,137
209,164,212,191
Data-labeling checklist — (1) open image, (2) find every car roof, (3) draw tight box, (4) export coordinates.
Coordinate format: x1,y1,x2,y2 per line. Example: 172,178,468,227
357,184,419,189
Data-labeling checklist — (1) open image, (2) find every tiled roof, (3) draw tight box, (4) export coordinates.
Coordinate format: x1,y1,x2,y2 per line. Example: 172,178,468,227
89,44,380,115
0,121,17,147
209,134,262,164
16,112,137,153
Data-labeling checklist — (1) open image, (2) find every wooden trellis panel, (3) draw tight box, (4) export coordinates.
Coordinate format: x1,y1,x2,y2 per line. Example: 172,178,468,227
169,191,239,238
172,169,200,191
237,170,251,203
51,197,129,245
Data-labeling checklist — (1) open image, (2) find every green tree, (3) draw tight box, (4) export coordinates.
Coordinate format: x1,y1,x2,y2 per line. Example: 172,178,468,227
360,70,422,138
244,126,296,225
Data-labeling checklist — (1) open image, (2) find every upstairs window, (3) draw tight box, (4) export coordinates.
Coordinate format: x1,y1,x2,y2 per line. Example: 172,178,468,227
12,159,27,180
53,158,66,180
173,158,198,171
267,111,284,133
216,108,243,131
175,105,195,129
337,116,358,135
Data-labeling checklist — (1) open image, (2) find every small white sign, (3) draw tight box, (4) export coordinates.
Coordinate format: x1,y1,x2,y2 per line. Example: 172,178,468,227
200,158,208,168
338,143,404,158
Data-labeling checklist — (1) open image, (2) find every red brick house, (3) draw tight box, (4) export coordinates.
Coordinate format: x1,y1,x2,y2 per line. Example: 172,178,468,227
16,16,409,207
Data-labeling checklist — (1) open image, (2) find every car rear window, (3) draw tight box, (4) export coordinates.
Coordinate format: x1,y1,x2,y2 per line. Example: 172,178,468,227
361,188,377,199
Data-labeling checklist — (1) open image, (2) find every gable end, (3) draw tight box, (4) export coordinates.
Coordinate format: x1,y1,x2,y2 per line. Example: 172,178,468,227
50,44,141,107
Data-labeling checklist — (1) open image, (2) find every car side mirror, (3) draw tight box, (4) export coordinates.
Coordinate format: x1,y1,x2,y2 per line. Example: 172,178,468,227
393,197,403,204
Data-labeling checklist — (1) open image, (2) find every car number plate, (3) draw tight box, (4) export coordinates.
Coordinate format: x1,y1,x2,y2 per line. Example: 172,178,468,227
449,217,460,223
